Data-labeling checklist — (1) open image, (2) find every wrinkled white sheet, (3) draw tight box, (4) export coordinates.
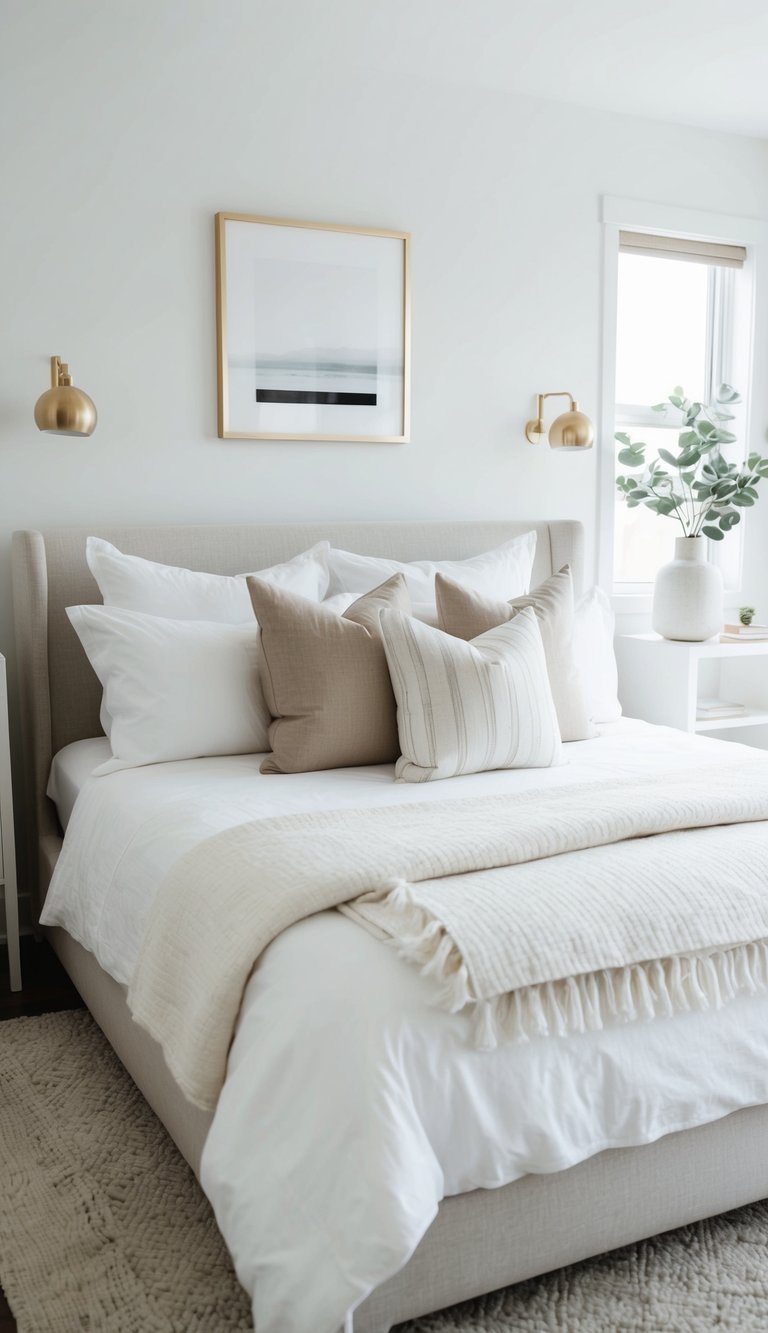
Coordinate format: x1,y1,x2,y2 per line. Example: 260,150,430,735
42,722,768,1333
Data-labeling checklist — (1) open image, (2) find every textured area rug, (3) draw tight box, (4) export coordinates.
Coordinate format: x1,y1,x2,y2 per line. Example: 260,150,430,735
0,1010,251,1333
2,1011,768,1332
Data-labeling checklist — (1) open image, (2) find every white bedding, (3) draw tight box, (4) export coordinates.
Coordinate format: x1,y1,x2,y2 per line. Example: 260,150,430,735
42,722,768,1333
47,737,112,830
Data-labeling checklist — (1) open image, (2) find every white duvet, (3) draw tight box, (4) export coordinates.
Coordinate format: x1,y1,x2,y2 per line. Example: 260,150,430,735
42,721,768,1333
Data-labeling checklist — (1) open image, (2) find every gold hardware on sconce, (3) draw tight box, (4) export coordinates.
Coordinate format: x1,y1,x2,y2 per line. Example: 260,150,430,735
34,356,97,436
525,392,594,451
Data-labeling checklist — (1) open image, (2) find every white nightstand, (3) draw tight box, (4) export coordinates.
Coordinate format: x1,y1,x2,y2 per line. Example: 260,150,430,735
0,655,21,991
615,634,768,746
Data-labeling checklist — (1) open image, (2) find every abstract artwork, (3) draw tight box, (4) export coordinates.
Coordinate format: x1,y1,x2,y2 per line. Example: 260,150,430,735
215,213,410,442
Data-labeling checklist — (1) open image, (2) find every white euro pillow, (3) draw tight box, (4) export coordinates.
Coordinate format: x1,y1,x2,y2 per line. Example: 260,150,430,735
86,537,330,622
326,532,537,622
67,604,270,774
573,587,622,724
379,605,562,782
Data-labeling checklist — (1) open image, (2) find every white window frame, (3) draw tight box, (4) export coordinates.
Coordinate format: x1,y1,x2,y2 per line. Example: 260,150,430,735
598,196,765,614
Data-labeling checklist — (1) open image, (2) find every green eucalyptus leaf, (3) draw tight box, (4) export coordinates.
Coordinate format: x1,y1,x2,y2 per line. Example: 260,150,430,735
731,493,754,506
702,526,725,541
716,384,741,404
614,431,632,445
657,448,681,468
618,447,644,467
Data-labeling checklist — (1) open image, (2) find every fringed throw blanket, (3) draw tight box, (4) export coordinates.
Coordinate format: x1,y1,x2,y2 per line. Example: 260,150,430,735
129,767,768,1110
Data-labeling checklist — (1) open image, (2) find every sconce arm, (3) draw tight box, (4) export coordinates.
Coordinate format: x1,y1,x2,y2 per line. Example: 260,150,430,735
539,391,577,411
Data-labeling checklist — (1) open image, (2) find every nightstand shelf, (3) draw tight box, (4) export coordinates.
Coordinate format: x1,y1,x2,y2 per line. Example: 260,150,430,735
615,633,768,745
0,656,21,991
694,708,768,733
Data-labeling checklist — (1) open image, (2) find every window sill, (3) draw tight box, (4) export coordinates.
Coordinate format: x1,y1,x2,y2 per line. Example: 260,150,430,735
611,589,742,616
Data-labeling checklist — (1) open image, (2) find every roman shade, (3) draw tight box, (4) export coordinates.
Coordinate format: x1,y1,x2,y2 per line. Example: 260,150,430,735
619,231,746,269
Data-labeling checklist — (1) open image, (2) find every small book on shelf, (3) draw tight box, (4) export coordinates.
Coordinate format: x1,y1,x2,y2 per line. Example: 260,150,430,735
723,623,768,636
696,697,747,720
720,630,768,643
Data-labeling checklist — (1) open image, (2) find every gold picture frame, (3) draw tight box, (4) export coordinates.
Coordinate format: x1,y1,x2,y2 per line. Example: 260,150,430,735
215,212,411,443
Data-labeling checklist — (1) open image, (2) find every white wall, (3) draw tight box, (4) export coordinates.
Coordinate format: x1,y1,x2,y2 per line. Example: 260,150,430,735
2,1,768,858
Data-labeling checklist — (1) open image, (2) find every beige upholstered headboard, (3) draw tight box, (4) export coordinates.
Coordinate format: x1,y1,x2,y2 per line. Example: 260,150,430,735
11,518,584,914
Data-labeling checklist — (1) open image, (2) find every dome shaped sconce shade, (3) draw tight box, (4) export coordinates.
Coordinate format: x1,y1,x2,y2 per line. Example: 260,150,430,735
525,392,593,451
34,356,97,437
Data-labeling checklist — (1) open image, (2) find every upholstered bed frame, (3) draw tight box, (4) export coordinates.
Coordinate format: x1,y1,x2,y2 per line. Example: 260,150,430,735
12,519,768,1333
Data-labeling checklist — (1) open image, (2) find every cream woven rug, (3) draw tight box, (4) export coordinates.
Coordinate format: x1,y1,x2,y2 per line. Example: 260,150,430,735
2,1011,768,1332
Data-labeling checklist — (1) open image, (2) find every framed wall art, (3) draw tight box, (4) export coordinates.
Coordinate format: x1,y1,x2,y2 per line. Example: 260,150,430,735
215,212,410,442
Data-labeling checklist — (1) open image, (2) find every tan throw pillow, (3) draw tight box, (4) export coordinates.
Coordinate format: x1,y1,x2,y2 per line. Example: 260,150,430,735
247,574,411,773
379,606,562,783
435,565,596,742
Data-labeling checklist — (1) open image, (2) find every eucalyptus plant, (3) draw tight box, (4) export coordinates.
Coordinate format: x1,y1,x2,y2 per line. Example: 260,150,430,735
615,385,768,541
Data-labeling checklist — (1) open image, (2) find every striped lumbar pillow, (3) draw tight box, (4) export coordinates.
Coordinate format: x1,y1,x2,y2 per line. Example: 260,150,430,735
379,605,562,782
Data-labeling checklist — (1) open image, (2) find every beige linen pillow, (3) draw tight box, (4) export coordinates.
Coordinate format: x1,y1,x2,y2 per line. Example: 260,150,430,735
379,606,562,783
435,565,596,742
247,574,411,773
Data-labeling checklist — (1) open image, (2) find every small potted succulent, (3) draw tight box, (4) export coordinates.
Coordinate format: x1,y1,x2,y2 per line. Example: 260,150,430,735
616,385,768,641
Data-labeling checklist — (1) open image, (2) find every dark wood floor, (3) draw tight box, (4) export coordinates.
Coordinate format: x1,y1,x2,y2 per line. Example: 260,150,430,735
0,936,84,1331
0,935,83,1022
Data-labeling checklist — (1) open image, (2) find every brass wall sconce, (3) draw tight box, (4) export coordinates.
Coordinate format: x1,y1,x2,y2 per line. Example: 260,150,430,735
525,392,594,451
34,356,97,437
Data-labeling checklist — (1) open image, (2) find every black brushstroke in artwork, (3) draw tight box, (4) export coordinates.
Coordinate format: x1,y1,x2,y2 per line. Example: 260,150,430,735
256,389,377,406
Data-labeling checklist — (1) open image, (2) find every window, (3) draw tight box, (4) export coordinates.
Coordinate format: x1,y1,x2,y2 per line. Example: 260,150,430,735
612,231,745,589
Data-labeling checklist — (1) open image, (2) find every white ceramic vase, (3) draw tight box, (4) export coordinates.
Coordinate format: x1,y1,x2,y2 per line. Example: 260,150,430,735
652,536,723,642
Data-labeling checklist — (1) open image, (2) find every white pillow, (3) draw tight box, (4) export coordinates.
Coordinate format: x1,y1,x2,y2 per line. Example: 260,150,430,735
327,532,537,622
67,605,270,773
86,537,330,622
573,587,622,724
379,606,562,782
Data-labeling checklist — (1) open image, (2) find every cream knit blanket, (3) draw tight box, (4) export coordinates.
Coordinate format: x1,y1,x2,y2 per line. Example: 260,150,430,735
128,767,768,1110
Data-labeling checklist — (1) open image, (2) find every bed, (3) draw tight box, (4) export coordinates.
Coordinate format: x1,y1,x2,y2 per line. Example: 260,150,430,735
12,518,768,1333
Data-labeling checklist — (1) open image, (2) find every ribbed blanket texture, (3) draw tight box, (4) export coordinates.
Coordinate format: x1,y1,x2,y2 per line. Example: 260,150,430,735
128,767,768,1110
